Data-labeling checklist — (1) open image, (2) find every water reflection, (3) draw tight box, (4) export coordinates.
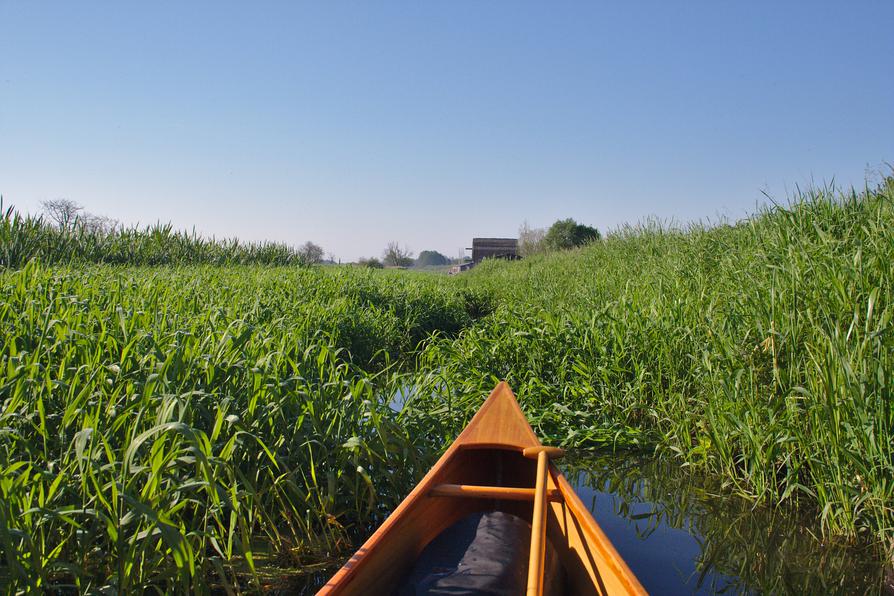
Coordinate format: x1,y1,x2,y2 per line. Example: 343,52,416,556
563,452,887,595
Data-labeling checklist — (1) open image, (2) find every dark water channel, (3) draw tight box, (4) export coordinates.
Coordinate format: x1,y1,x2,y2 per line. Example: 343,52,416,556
286,451,890,595
564,452,889,595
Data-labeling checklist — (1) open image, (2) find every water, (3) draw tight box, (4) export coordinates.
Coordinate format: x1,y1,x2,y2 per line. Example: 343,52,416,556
564,452,889,595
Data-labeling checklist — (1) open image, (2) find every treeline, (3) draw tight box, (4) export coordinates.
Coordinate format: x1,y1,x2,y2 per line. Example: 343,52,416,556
0,199,318,268
357,243,458,269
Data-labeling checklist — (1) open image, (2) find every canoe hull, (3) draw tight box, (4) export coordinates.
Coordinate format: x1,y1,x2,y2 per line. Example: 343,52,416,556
318,382,646,595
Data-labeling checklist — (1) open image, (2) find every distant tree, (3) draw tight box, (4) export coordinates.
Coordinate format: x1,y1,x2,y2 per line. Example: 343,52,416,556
415,250,450,268
298,241,324,264
81,213,118,234
382,242,413,267
358,257,383,269
41,198,83,230
544,218,600,250
518,220,547,256
41,199,118,233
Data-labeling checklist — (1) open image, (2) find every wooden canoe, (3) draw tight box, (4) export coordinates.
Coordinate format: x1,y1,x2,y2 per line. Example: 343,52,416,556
318,381,647,595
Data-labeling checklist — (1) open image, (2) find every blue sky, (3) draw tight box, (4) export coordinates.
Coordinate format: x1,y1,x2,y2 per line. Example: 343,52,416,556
1,2,891,261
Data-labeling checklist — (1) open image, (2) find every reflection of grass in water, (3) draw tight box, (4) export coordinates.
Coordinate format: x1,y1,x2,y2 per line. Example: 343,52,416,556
246,556,340,595
564,452,887,595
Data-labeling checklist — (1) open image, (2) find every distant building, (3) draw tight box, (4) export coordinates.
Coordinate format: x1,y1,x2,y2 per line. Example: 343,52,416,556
467,238,519,264
448,261,475,275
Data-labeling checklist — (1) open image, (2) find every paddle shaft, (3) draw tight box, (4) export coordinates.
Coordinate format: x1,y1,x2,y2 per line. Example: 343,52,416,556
526,450,548,595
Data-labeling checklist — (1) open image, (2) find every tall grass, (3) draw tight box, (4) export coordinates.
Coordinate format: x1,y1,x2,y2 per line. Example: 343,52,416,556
0,264,470,591
0,200,311,267
1,179,891,590
405,178,894,555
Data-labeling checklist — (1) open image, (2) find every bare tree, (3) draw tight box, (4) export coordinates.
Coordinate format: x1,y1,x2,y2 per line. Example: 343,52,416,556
298,241,324,264
81,213,118,234
41,199,83,230
518,220,546,256
382,242,413,267
41,199,118,233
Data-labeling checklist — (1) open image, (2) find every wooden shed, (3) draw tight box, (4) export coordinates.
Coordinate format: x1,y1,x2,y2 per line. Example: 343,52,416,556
467,238,519,264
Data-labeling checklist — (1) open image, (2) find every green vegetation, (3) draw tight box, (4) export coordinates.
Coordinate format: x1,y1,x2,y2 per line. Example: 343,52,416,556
356,257,384,269
382,242,414,267
518,217,600,255
408,179,894,556
543,217,601,250
0,264,473,591
415,250,450,268
1,178,892,591
0,199,314,267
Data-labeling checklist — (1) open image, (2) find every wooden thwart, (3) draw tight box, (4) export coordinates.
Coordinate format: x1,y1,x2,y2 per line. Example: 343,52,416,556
429,483,562,502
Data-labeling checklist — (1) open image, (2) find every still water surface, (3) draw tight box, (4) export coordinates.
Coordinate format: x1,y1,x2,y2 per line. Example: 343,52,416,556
289,451,888,594
565,452,887,595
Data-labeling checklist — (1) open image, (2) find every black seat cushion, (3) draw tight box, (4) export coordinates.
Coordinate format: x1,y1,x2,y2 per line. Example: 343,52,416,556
396,511,564,595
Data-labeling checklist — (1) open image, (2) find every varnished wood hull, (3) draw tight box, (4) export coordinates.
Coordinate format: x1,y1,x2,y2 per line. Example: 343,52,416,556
318,382,647,595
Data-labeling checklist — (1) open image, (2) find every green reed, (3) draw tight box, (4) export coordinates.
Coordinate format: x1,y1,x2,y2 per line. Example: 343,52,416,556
405,179,894,557
1,178,891,591
0,264,468,591
0,200,309,267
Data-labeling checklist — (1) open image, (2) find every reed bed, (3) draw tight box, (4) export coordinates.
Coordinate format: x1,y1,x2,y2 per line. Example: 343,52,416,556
406,179,894,557
0,202,310,267
0,264,469,591
1,179,891,590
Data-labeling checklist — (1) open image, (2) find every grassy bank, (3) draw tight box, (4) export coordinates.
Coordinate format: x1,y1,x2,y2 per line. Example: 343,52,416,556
406,179,894,554
1,179,891,590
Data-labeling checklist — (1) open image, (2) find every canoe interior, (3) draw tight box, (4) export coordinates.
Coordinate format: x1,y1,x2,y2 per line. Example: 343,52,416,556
326,446,635,595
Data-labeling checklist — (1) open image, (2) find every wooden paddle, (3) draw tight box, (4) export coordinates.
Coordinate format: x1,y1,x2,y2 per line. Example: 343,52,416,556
523,446,565,596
